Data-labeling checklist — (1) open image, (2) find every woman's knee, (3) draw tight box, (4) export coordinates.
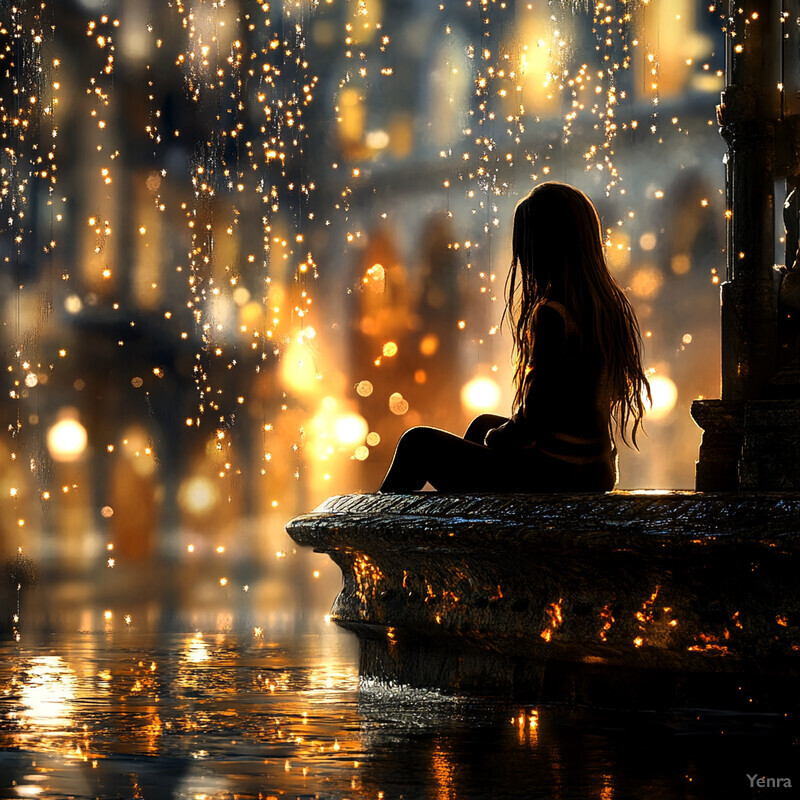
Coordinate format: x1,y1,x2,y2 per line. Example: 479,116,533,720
396,425,433,453
464,414,508,443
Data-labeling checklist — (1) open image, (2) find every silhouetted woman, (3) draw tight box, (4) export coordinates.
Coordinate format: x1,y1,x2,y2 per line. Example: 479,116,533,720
379,181,650,493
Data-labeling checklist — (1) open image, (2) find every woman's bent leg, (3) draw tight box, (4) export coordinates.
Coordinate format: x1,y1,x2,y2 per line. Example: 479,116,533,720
380,425,508,493
464,414,509,444
379,427,433,492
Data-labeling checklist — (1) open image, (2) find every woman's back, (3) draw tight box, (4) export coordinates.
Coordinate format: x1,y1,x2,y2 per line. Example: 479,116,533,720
523,300,615,481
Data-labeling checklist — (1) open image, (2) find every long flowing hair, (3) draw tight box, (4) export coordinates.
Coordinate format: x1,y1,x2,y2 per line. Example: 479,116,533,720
505,182,650,446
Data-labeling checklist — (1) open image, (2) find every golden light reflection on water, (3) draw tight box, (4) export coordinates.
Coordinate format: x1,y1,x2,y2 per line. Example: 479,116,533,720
0,631,790,799
431,738,457,800
183,632,210,664
305,662,359,695
511,708,539,749
17,656,76,734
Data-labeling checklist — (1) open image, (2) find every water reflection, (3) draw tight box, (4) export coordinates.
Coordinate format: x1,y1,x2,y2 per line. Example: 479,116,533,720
431,739,456,800
14,656,77,751
0,630,798,799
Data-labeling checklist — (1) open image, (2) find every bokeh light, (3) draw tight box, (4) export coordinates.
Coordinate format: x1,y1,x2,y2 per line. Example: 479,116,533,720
178,475,219,516
461,376,502,415
646,375,679,422
46,415,88,463
334,413,369,447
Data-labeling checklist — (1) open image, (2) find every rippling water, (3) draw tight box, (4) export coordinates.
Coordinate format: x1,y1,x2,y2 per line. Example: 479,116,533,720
1,624,798,800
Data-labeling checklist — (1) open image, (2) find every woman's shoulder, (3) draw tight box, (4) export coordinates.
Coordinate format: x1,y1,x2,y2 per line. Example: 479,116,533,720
537,299,578,336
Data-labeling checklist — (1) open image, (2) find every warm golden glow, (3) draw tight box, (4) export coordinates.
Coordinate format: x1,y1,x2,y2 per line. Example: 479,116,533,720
518,8,559,111
431,741,456,800
460,376,502,414
671,253,691,275
540,598,564,641
178,475,219,515
388,392,409,415
46,414,88,462
607,235,630,270
183,633,210,664
18,656,76,735
646,375,678,421
356,380,374,397
630,265,664,299
639,232,657,251
334,413,369,447
281,337,318,396
419,334,439,356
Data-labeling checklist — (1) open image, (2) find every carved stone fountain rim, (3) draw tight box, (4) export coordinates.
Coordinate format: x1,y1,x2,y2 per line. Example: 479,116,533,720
292,490,800,539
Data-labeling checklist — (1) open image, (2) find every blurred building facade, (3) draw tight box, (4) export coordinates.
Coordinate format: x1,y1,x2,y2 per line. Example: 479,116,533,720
0,0,730,613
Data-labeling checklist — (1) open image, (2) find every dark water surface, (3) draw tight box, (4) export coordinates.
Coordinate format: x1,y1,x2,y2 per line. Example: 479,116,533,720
0,627,798,800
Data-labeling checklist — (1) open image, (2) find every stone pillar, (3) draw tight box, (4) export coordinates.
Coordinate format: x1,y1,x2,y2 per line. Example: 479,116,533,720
692,0,800,490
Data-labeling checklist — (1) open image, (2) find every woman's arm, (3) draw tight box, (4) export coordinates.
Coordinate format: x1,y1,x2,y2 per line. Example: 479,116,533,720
483,410,528,449
484,304,566,450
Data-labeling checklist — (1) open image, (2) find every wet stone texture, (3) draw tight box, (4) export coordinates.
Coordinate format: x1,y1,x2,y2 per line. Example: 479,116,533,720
287,491,800,712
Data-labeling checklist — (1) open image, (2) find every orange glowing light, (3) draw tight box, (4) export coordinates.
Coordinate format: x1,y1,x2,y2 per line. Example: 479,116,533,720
646,375,678,421
356,380,373,397
334,413,369,446
388,392,409,415
419,334,439,356
461,376,501,414
47,414,88,462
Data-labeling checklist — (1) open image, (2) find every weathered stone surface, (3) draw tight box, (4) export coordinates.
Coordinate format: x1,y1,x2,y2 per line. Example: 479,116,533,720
740,400,800,489
287,491,800,710
691,399,743,491
693,398,800,490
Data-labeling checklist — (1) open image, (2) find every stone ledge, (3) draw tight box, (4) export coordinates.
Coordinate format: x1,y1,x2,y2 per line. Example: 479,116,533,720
287,491,800,709
290,490,800,544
